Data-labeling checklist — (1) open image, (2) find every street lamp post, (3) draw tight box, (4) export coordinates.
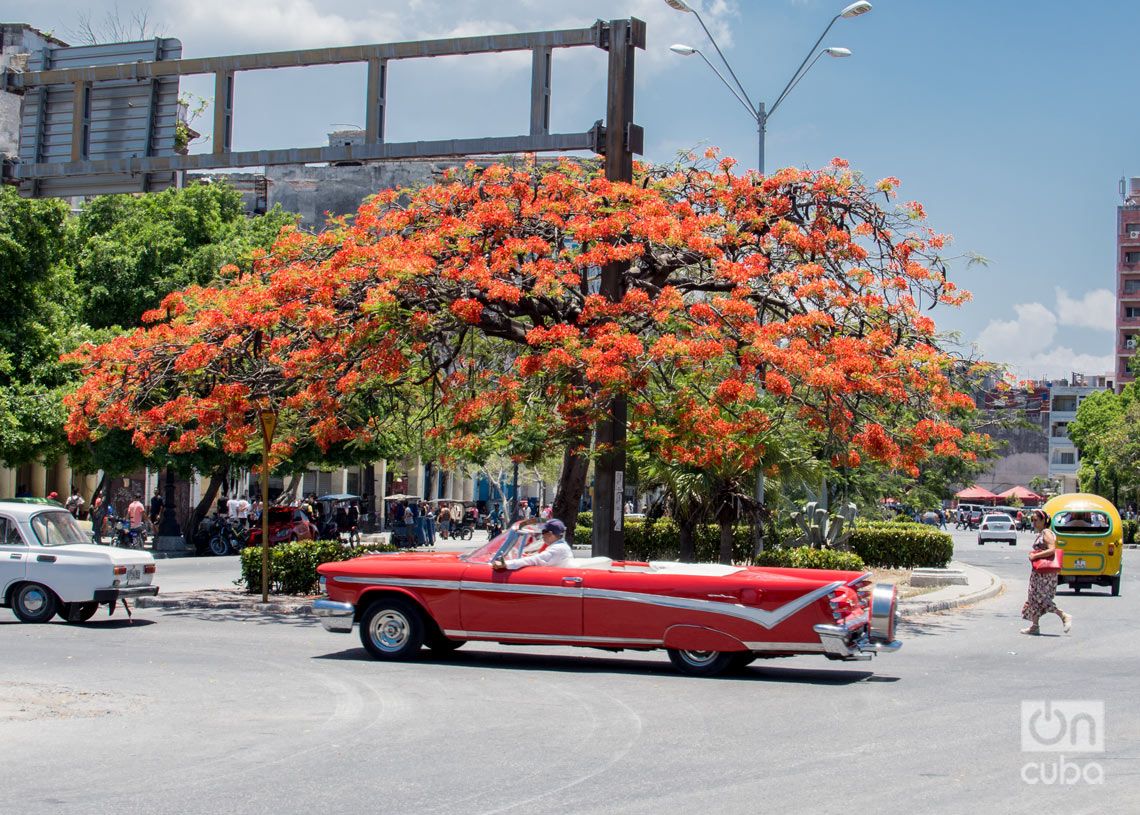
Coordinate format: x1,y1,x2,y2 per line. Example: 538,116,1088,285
667,0,871,174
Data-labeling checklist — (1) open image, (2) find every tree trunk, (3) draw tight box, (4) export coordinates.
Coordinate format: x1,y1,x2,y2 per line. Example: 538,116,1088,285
719,519,734,565
678,520,696,563
280,472,302,505
89,472,108,544
552,433,591,546
185,465,228,547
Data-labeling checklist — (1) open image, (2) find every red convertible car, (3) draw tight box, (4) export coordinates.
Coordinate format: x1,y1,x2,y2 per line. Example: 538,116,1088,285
314,523,900,676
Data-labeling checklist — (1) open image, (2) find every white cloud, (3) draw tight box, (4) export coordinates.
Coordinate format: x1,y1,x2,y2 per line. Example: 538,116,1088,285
974,299,1114,380
975,302,1057,361
1054,286,1116,331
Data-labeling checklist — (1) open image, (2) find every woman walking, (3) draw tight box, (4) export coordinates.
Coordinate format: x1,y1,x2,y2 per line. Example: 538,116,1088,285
1022,508,1073,635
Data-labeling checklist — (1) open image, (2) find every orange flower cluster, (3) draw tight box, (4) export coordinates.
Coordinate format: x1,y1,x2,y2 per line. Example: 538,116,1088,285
65,157,980,481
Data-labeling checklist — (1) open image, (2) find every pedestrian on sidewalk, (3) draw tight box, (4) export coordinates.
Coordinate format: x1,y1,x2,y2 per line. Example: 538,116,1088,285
1021,508,1072,635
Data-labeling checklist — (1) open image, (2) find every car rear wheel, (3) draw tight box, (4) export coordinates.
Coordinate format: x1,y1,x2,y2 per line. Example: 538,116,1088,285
12,583,58,624
360,599,425,660
1110,575,1121,597
56,602,99,623
666,648,734,677
728,652,757,670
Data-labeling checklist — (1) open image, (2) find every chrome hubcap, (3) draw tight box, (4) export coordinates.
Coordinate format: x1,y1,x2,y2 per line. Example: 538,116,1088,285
369,610,410,651
22,588,46,614
680,650,717,666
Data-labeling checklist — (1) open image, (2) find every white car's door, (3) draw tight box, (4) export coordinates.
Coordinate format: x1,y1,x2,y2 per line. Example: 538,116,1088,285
0,514,29,596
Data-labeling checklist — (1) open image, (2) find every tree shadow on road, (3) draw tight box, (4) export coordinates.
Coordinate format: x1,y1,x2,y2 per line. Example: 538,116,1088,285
150,606,324,627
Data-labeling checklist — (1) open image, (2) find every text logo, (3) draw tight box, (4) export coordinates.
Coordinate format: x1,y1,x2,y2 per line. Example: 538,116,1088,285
1021,700,1104,753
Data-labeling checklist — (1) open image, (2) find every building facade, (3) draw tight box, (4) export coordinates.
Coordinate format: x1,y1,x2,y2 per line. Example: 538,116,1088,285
1116,178,1140,390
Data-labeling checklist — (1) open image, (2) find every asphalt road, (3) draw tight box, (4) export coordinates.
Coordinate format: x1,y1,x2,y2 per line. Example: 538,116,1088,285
2,529,1136,814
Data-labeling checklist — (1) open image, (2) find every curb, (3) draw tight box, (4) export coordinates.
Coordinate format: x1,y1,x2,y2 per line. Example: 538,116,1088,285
898,571,1004,618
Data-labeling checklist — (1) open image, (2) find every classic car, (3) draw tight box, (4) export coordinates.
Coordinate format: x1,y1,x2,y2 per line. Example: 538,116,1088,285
314,522,900,676
246,506,318,548
0,499,159,623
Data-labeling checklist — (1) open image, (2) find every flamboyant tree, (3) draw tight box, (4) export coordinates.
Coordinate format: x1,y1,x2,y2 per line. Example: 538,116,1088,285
65,155,983,554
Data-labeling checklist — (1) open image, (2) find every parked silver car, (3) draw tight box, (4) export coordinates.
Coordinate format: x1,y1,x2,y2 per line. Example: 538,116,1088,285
977,513,1017,546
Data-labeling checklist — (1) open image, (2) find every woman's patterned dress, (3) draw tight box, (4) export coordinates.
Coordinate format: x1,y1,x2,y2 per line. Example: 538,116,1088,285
1022,532,1059,621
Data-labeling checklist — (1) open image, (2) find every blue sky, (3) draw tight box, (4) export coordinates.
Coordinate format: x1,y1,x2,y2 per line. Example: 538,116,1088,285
13,0,1140,380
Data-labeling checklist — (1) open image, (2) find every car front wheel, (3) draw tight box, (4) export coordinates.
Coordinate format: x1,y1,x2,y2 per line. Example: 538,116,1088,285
12,583,58,624
359,599,425,660
666,648,734,677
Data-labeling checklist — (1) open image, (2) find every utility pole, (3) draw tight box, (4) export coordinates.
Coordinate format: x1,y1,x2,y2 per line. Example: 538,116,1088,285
592,18,645,559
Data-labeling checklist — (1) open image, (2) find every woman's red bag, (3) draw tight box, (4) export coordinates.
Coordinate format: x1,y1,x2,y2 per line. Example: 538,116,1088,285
1032,549,1063,573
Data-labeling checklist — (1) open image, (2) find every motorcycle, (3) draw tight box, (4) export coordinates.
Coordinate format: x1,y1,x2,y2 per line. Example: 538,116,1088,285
115,520,146,549
197,515,246,556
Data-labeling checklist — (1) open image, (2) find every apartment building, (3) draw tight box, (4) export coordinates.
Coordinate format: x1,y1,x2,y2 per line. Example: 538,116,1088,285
1116,178,1140,390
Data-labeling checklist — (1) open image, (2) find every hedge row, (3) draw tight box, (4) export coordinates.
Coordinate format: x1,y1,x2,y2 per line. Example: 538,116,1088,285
1123,519,1137,546
755,546,865,571
576,511,950,568
575,512,757,563
847,526,954,569
238,539,397,595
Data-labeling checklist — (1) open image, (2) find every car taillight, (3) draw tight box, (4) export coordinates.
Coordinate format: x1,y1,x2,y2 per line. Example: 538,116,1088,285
981,524,988,530
144,564,156,574
113,566,126,575
852,575,873,606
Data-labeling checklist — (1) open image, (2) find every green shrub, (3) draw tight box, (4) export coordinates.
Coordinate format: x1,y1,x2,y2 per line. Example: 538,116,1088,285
573,512,759,562
847,525,953,568
755,546,865,571
1122,519,1137,546
238,540,397,595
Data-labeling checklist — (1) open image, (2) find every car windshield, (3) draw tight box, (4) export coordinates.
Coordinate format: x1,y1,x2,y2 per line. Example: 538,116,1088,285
31,510,91,547
983,515,1009,524
462,528,544,564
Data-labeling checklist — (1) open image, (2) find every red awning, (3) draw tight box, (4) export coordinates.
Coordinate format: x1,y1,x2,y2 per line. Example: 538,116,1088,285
954,485,999,501
998,486,1044,503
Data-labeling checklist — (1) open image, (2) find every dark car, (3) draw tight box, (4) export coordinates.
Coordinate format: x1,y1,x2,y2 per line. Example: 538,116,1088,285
247,507,317,547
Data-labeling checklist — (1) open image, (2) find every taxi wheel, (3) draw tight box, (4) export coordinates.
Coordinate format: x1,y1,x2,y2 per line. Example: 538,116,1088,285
360,598,425,660
12,583,58,624
1110,576,1121,597
57,602,98,623
667,648,734,677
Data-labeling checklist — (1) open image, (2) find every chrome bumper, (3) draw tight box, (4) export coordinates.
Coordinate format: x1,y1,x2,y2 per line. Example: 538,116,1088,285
813,620,902,661
312,597,355,633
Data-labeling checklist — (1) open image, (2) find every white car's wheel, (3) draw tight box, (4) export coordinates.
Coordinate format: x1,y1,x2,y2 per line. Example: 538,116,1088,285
12,583,58,624
57,602,99,623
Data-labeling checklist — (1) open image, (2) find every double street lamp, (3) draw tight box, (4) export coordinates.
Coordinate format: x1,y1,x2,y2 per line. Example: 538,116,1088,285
666,0,872,174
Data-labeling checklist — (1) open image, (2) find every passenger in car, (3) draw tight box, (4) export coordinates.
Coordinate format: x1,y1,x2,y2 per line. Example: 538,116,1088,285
493,519,574,570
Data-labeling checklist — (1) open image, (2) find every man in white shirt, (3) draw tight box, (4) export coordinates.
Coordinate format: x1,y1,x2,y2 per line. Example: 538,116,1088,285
227,494,240,518
237,495,250,520
493,519,574,571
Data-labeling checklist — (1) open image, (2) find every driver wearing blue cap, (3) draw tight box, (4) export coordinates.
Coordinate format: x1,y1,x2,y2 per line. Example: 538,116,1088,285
493,519,574,571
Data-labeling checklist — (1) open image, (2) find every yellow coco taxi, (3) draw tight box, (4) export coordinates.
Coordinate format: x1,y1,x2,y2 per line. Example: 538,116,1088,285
1041,493,1123,596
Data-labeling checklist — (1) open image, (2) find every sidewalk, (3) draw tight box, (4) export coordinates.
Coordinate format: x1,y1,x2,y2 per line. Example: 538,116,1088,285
897,560,1004,618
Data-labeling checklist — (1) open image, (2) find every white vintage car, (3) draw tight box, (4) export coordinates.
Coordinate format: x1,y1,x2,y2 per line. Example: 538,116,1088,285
0,499,158,623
